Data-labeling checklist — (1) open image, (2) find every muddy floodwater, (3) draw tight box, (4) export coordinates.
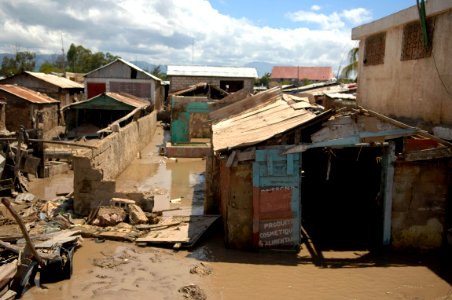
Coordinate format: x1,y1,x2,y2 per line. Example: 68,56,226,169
25,125,451,299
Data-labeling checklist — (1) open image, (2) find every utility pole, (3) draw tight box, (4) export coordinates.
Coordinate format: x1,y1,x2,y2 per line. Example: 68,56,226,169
192,38,194,64
61,33,65,75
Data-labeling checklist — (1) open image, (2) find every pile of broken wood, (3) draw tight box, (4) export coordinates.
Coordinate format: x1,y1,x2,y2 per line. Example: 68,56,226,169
0,195,82,299
81,197,164,242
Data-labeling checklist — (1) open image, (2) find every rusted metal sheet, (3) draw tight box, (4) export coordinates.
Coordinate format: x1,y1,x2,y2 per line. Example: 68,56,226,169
24,72,83,89
212,88,318,152
0,84,59,104
252,148,300,249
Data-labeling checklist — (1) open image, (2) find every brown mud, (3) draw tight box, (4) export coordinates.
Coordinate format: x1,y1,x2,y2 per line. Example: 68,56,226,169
23,124,451,300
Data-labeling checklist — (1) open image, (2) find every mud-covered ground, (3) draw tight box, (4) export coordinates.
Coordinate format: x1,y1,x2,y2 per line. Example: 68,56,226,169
24,124,451,300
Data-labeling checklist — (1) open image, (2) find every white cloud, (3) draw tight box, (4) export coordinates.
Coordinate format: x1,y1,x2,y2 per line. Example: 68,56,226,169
341,8,372,25
288,7,372,29
311,5,322,11
0,0,355,71
287,11,344,30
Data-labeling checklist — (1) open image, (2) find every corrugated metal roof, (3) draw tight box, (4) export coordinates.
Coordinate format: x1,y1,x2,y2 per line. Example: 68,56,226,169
84,58,162,82
209,87,281,121
62,92,148,110
0,84,59,104
167,65,258,78
25,72,84,89
271,66,334,81
212,89,318,152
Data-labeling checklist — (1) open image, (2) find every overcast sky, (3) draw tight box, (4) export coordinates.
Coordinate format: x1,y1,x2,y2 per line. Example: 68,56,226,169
0,0,415,70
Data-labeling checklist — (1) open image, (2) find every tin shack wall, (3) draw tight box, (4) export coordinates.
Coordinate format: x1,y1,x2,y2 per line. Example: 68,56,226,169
391,158,450,250
219,158,254,249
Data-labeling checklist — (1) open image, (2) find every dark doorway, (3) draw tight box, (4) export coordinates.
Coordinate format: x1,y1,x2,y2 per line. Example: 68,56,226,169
220,80,244,92
300,147,384,250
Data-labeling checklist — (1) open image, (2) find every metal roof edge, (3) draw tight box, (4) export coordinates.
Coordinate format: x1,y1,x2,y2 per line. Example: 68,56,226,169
84,58,162,82
352,0,452,39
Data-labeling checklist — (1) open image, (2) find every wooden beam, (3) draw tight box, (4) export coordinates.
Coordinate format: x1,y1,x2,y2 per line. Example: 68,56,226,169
362,107,452,148
403,147,452,162
382,142,396,246
236,149,256,162
225,151,237,168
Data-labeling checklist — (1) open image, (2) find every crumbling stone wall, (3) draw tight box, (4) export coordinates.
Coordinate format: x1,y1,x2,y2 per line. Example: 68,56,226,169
73,111,157,215
391,158,450,250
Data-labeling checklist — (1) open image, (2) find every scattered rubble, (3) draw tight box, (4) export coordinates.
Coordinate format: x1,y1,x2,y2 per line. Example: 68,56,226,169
178,284,207,300
190,262,212,277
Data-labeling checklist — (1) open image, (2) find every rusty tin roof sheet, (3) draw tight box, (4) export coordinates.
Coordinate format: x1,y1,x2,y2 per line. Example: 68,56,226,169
0,84,59,104
25,72,84,89
212,88,318,152
271,66,334,81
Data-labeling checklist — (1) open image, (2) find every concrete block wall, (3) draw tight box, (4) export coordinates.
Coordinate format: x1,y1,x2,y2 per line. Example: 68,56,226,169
391,159,450,250
73,111,157,215
169,76,254,93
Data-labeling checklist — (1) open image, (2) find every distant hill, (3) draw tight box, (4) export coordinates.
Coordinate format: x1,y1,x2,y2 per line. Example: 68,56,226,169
244,61,274,77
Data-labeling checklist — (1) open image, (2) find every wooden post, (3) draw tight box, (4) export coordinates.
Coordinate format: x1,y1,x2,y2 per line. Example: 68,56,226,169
382,142,396,246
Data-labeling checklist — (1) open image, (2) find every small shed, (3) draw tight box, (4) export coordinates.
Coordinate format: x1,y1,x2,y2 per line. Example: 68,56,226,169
207,87,326,250
63,92,150,138
284,108,452,251
0,71,84,107
167,65,258,93
0,84,60,133
84,58,164,109
169,83,230,144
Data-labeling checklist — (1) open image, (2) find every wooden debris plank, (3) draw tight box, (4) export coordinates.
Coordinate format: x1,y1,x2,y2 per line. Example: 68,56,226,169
0,260,17,289
225,151,237,168
98,231,134,242
0,290,16,300
17,230,82,248
135,215,219,247
0,240,59,261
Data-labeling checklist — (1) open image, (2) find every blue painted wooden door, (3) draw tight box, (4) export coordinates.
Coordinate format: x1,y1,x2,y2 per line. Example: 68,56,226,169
252,148,301,249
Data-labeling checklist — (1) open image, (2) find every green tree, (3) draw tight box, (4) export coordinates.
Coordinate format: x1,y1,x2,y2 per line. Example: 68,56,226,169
254,72,271,87
340,47,359,81
66,44,118,73
0,51,36,77
150,65,166,80
39,54,65,73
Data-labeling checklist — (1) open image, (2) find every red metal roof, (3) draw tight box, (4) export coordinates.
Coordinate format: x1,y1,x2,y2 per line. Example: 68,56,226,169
0,84,59,104
271,66,334,81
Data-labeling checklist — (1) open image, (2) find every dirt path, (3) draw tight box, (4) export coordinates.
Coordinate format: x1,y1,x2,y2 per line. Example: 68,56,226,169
21,234,451,300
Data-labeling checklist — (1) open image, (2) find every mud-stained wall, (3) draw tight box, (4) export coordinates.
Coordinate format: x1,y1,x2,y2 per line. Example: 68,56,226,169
73,111,157,215
391,159,450,250
219,159,254,249
355,8,452,127
0,93,60,133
